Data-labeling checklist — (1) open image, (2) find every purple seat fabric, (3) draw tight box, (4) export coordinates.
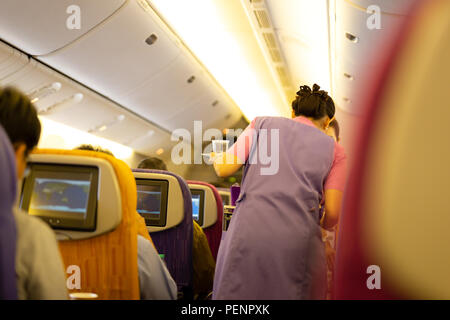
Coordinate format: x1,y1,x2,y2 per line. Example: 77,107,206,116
0,125,18,299
187,180,223,261
133,169,193,298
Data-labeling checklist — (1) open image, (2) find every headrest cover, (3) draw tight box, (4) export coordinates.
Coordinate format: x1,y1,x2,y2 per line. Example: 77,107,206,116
32,149,140,299
133,170,184,233
133,169,194,294
187,180,223,261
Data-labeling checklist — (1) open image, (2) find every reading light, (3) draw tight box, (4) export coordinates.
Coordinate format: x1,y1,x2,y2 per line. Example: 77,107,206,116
344,73,354,80
156,148,164,155
187,75,196,83
345,32,359,43
145,33,158,45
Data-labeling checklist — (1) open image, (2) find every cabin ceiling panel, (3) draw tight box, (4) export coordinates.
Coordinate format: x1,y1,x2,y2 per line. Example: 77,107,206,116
0,0,126,55
38,0,181,99
347,0,416,15
0,41,29,80
334,0,407,114
264,0,332,91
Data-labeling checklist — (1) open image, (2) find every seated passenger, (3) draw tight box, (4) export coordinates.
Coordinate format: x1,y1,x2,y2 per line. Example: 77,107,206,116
75,146,177,299
76,144,114,156
138,157,215,299
137,157,167,171
0,86,68,299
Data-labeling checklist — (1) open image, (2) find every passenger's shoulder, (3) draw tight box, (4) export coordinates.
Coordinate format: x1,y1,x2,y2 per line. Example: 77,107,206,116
14,208,55,239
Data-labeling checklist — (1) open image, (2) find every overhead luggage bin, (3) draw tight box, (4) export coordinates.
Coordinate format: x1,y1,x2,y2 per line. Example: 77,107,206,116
0,42,28,80
0,0,126,56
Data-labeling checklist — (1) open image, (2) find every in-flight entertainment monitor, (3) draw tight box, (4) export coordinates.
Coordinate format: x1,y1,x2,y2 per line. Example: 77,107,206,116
136,179,169,227
190,189,205,226
20,164,99,231
220,193,230,206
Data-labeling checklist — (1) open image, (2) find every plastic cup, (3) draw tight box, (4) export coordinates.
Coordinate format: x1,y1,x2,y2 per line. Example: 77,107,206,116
212,140,229,154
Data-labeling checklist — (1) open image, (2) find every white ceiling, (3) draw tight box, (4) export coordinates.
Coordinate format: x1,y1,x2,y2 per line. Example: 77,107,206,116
264,0,332,93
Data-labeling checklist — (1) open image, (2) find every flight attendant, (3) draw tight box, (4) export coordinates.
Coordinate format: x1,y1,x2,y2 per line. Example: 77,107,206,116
212,84,346,299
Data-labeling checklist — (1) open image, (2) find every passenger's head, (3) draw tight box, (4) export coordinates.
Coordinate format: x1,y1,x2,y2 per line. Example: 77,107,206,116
291,84,335,131
137,157,167,171
0,87,41,179
75,144,115,157
327,118,340,142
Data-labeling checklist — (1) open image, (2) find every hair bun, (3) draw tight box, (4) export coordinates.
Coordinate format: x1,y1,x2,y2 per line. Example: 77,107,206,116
312,84,321,92
296,85,312,97
312,83,330,101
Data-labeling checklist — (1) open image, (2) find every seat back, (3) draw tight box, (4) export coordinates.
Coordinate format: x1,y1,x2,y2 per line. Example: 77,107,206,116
133,169,193,298
21,149,141,299
188,181,223,261
217,188,231,206
335,0,450,299
0,125,18,299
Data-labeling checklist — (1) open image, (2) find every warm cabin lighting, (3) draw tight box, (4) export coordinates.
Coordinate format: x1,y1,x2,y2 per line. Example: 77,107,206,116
148,0,285,120
156,148,164,155
38,117,134,161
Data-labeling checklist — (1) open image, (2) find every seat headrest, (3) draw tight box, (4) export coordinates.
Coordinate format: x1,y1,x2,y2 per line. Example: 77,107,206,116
21,149,123,240
217,188,231,206
132,169,184,233
188,182,218,229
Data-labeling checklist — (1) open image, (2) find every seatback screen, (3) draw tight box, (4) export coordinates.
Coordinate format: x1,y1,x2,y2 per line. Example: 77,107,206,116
220,194,230,206
29,177,90,218
190,189,205,226
20,164,98,231
136,179,168,227
137,185,161,218
192,194,200,221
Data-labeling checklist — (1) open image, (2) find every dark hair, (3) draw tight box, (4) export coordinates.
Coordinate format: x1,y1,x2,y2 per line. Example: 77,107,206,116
292,84,335,120
329,118,340,140
138,157,167,171
76,144,115,157
0,86,41,155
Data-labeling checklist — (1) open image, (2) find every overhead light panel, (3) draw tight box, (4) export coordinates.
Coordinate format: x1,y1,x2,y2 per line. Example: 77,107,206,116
39,93,83,115
88,114,126,134
28,82,62,103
